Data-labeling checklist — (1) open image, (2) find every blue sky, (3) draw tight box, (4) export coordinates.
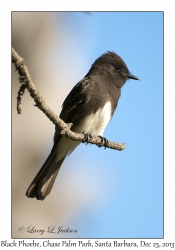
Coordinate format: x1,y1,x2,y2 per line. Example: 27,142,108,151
51,12,163,238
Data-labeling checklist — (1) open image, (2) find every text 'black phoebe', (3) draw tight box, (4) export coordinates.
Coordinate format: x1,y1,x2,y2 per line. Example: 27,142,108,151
26,51,139,200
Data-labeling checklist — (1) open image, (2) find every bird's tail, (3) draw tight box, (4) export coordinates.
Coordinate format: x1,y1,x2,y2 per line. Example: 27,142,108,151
26,144,65,201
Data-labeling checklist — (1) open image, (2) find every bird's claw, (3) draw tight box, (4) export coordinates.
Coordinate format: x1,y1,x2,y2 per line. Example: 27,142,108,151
83,133,94,144
98,135,109,149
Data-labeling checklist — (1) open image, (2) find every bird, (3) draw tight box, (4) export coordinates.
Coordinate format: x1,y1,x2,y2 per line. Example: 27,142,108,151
26,51,139,200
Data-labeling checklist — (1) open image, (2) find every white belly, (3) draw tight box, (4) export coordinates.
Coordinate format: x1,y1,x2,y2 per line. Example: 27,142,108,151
55,101,112,161
76,101,112,136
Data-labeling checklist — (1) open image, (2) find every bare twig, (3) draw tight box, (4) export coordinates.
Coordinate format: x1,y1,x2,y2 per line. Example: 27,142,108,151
12,47,125,151
16,84,27,114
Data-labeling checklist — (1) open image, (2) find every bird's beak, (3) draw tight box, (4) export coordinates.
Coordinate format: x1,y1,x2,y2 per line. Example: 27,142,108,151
128,73,139,80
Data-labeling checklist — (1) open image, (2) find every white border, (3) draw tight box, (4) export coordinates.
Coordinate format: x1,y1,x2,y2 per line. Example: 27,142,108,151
1,1,174,247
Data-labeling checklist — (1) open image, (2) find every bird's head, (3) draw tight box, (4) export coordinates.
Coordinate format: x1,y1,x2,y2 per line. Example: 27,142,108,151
88,51,139,88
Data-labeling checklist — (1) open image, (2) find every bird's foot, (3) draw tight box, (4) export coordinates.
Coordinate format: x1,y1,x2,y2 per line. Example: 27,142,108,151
98,135,109,149
82,133,94,144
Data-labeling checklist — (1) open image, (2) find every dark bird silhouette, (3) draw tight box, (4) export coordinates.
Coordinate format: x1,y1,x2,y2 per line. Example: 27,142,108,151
26,51,139,200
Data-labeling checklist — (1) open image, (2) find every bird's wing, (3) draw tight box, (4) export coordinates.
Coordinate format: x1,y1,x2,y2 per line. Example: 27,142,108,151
54,77,91,144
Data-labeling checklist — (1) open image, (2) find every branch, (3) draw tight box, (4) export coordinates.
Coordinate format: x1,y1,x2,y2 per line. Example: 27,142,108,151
12,47,125,151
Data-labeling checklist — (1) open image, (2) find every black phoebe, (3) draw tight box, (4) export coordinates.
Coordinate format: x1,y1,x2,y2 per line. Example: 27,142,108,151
26,51,139,200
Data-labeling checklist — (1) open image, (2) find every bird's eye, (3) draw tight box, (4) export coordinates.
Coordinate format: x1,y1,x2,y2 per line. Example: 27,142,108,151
115,66,120,71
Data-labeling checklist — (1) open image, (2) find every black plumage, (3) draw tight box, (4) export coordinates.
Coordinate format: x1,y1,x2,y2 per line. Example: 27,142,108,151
26,51,139,200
